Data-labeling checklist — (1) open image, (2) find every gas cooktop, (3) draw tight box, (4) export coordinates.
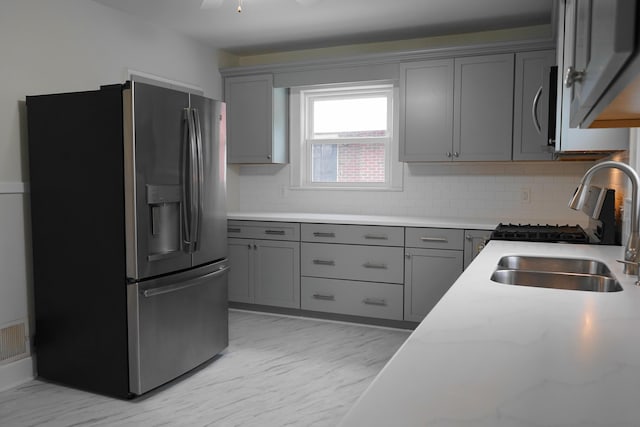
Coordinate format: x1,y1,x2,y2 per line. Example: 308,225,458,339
490,223,590,244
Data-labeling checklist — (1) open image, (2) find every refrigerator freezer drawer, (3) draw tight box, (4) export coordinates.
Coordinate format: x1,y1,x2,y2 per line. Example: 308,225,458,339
127,260,229,395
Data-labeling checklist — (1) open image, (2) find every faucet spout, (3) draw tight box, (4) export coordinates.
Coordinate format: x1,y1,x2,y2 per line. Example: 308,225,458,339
569,160,640,275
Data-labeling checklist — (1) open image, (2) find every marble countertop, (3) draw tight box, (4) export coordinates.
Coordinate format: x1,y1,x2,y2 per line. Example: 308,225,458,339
339,241,640,427
227,212,562,230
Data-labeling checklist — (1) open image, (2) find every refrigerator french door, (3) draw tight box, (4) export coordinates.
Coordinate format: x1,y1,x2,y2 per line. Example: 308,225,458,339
27,81,228,398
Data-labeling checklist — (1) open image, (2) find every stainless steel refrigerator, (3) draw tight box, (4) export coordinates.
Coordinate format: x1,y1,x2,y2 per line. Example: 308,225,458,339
26,81,228,398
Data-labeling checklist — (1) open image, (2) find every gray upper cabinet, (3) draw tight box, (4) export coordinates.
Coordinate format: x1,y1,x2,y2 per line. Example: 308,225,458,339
225,74,288,164
454,54,514,161
564,0,637,128
399,59,454,162
400,53,514,162
513,50,556,160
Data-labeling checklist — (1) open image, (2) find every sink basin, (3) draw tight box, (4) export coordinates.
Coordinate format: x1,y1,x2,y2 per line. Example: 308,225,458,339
491,269,623,292
496,256,612,276
491,256,622,292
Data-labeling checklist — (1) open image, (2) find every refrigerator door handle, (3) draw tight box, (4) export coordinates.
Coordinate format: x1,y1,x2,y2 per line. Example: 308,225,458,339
181,108,191,249
182,108,198,252
191,108,204,251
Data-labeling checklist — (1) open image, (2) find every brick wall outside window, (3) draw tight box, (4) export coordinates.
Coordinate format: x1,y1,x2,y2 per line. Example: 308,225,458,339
337,143,385,183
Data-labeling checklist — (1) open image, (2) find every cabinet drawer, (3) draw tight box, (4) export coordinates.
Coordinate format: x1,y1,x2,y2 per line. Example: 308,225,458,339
405,227,464,250
301,277,403,321
301,243,404,284
227,220,300,241
301,223,404,246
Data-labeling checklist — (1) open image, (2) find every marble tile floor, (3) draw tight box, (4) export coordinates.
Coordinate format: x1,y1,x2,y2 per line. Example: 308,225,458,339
0,310,410,427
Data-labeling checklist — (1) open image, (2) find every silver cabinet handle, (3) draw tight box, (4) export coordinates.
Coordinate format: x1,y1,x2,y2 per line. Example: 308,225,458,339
453,152,459,158
364,234,388,240
312,293,335,301
143,265,230,297
363,262,388,269
564,66,585,88
313,232,335,238
363,298,387,306
313,259,335,266
228,227,241,233
531,86,543,134
264,229,285,235
446,152,452,158
420,237,448,243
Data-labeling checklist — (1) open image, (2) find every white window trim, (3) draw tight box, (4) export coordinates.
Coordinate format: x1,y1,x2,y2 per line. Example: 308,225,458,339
289,82,403,191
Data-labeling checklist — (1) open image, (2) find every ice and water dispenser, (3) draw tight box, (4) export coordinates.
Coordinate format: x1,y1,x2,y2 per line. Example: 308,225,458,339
146,184,182,260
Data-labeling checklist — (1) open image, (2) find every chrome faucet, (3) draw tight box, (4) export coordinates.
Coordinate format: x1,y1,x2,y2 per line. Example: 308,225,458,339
569,160,640,276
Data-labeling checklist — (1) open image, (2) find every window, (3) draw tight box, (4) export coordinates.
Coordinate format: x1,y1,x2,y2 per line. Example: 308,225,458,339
290,83,401,190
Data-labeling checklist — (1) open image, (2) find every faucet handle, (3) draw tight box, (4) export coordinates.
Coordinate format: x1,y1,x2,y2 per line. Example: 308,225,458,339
616,259,640,285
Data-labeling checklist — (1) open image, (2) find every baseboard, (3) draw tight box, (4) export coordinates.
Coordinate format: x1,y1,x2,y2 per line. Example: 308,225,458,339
0,357,34,392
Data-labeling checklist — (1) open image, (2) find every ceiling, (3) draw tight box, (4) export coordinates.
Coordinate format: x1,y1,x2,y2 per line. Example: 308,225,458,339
91,0,554,56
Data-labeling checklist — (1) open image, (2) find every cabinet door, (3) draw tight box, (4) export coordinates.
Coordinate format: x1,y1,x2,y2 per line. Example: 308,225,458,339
228,238,253,303
454,54,514,161
253,239,301,308
567,0,636,127
399,59,454,162
513,50,556,160
225,74,275,163
404,248,463,322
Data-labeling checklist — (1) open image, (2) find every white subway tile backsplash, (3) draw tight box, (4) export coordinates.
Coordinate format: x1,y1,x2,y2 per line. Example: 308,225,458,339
231,161,599,224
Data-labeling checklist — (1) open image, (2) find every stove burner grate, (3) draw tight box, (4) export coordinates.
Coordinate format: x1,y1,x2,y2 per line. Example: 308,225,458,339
490,223,589,244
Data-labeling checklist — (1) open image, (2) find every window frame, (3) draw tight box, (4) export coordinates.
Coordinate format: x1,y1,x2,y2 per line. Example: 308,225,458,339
290,82,402,191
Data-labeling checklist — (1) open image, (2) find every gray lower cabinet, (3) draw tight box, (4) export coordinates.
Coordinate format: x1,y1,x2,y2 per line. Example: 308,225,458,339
301,277,403,321
228,221,481,323
300,223,405,321
404,228,464,322
227,221,300,308
228,238,300,308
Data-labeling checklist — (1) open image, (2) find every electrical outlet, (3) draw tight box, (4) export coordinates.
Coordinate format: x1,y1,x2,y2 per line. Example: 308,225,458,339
521,188,531,204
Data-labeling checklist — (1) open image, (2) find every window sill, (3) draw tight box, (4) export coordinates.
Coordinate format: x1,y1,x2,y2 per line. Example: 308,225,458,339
290,185,403,192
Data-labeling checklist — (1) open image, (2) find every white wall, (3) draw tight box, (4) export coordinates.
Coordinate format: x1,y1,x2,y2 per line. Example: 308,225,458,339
0,0,222,391
229,161,596,224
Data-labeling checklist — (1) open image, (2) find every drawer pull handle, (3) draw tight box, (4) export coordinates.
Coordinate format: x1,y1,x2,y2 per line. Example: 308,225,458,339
313,293,335,301
420,237,448,243
265,229,286,235
313,259,335,266
363,262,387,269
228,228,241,233
364,234,388,240
313,232,336,238
363,298,387,306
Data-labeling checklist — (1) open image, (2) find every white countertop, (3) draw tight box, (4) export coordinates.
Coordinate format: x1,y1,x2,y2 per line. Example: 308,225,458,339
229,212,514,230
339,241,640,427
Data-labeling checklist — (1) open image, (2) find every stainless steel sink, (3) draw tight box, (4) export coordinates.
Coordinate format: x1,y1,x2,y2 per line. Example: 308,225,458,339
497,255,613,276
491,256,622,292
